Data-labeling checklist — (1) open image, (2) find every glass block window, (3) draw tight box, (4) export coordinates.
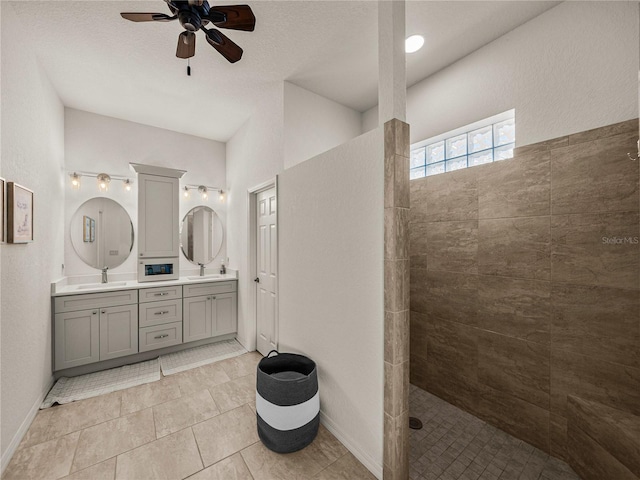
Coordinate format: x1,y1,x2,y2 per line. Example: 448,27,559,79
410,112,515,180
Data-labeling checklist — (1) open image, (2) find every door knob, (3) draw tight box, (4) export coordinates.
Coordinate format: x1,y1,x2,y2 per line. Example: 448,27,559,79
254,277,260,283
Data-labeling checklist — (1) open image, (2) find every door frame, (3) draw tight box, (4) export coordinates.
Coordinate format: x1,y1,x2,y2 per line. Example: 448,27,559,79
247,177,279,353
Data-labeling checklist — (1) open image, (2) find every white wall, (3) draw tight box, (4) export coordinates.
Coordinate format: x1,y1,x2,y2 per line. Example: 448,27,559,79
226,82,285,350
0,1,65,468
363,1,639,146
278,128,385,477
64,109,227,279
284,82,362,169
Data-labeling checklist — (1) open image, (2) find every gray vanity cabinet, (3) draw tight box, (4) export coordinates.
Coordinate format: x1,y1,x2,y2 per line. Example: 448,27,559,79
53,280,237,373
138,285,183,352
183,281,237,343
54,309,100,370
213,292,237,336
183,295,213,343
137,173,180,259
54,290,139,371
99,305,138,361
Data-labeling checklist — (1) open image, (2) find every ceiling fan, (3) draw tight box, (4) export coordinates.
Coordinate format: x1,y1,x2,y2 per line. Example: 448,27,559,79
121,0,255,64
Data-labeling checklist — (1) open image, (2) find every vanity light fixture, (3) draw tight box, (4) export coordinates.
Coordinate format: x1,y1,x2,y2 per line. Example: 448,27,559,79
70,172,81,190
66,171,133,193
182,184,225,202
97,173,111,192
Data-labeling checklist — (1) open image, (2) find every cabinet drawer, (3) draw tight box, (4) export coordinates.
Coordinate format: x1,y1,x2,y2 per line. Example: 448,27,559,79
139,299,182,328
139,322,182,353
139,285,182,303
183,281,237,298
55,290,138,313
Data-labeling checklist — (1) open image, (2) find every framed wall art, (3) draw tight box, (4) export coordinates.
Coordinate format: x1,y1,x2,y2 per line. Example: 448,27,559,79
90,218,96,243
7,182,34,243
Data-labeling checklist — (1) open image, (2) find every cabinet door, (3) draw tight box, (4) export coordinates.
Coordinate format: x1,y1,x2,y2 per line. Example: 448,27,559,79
213,292,237,336
138,174,179,258
54,310,100,370
99,305,138,361
183,295,212,343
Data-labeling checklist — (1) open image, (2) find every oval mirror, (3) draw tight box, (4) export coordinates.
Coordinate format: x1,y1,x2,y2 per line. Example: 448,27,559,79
70,198,134,269
180,206,224,265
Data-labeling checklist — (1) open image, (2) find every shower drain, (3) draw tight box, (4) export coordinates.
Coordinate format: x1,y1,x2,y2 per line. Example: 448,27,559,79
409,416,423,430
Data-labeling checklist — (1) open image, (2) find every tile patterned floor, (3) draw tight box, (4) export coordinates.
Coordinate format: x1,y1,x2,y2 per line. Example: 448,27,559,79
409,385,582,480
3,352,375,480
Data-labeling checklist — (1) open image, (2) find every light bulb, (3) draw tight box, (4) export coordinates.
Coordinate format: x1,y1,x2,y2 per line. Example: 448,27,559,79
97,173,111,192
405,35,424,53
218,190,224,201
123,179,132,192
198,185,208,200
183,186,190,198
70,173,81,190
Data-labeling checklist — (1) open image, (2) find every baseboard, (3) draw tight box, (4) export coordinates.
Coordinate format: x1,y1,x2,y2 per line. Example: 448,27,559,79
1,376,55,475
320,410,383,480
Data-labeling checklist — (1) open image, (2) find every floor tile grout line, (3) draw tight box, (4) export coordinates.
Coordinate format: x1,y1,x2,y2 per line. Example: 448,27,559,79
188,426,206,474
66,400,254,474
13,357,264,477
64,430,83,478
310,450,350,479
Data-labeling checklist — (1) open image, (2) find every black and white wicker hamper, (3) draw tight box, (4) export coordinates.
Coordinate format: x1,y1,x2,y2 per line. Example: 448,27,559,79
256,350,320,453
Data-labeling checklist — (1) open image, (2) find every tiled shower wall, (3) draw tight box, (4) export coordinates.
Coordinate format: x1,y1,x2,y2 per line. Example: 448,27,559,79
409,119,640,462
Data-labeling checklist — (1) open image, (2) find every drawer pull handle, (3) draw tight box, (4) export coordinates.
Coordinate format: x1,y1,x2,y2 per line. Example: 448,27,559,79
154,292,169,296
92,311,98,315
101,310,106,314
154,311,170,316
154,334,169,339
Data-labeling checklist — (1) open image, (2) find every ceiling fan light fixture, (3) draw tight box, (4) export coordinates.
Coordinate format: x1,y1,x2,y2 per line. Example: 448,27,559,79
405,34,424,53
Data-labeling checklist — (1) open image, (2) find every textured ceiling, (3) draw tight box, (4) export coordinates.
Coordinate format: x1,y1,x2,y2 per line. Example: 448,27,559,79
8,0,559,142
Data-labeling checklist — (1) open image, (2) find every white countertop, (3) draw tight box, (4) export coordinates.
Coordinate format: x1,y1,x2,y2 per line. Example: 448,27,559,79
52,273,238,297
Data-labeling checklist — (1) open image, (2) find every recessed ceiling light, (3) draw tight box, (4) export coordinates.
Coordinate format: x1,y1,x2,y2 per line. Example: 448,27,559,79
405,35,424,53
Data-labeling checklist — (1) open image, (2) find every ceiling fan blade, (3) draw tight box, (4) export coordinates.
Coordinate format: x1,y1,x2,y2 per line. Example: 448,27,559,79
203,27,243,63
176,31,196,59
207,5,255,31
120,12,176,22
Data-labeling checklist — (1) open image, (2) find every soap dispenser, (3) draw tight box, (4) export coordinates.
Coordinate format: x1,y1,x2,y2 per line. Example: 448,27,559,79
220,259,226,275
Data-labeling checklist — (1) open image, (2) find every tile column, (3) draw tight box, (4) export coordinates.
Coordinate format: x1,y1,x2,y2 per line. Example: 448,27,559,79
384,118,410,480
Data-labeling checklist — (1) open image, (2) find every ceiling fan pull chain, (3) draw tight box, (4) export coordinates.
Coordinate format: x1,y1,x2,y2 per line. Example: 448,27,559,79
187,59,191,76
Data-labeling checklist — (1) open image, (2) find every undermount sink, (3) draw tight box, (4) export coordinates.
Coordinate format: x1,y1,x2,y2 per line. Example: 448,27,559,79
76,281,128,290
187,274,223,280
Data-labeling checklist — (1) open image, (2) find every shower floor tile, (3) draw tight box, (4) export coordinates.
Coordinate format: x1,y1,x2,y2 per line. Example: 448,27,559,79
409,384,581,480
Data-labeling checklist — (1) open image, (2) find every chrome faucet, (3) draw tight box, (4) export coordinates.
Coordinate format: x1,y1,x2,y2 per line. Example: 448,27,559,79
101,267,109,284
198,263,205,276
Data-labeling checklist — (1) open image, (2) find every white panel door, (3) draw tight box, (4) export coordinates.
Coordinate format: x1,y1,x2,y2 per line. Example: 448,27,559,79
256,188,277,356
